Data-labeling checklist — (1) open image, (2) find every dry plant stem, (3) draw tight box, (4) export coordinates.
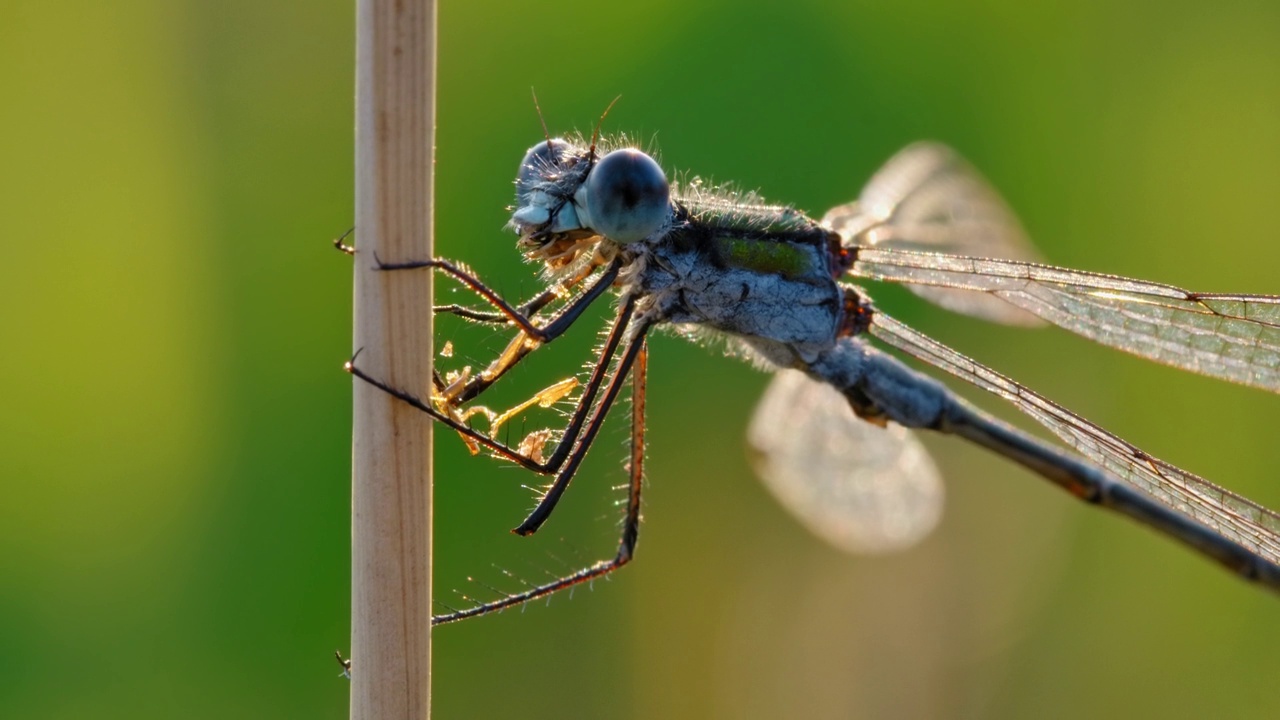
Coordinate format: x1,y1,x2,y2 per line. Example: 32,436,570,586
351,0,436,718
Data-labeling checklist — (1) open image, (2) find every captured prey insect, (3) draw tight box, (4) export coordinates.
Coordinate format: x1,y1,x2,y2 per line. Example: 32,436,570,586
346,129,1280,625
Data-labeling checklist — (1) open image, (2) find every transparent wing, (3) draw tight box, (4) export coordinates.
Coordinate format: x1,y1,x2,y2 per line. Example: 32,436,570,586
746,369,944,554
868,312,1280,563
854,247,1280,393
823,142,1044,326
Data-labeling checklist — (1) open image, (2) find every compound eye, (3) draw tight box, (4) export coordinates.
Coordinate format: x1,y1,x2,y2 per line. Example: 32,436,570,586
515,138,570,201
583,149,670,243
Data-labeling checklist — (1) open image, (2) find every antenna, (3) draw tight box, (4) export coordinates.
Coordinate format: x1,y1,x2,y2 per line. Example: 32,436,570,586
530,87,551,146
588,95,622,161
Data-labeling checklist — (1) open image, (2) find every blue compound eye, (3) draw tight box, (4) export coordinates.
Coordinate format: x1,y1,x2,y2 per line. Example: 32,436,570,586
583,149,670,243
515,138,571,201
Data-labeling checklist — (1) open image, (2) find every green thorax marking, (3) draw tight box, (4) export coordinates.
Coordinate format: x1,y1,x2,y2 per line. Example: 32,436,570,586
713,236,818,279
674,184,832,280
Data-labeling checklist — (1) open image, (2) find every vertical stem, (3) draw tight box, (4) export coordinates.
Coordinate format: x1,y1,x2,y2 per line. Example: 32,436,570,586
351,0,435,718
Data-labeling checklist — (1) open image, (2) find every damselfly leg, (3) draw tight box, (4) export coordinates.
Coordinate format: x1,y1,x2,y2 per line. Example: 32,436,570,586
431,340,649,626
342,234,622,442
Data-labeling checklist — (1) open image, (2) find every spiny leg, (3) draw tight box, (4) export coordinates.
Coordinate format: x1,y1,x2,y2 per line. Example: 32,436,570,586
425,258,620,407
337,225,568,323
430,340,649,626
342,232,621,420
514,323,653,536
341,227,618,348
461,293,643,478
429,260,607,449
619,339,648,556
376,254,619,342
345,348,543,472
441,259,620,406
434,258,602,326
346,294,639,475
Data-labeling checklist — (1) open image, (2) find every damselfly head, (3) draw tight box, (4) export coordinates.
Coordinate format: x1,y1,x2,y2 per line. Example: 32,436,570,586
509,138,672,253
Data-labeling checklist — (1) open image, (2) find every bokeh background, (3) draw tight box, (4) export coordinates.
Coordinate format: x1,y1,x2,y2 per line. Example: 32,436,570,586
4,1,1280,718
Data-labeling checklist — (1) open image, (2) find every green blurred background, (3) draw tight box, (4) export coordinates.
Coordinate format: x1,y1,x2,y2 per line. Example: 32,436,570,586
4,1,1280,718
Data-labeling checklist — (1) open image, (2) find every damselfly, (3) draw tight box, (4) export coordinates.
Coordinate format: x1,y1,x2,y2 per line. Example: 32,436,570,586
347,129,1280,625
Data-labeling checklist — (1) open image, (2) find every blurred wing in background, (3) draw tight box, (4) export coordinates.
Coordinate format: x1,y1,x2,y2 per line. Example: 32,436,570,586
824,142,1046,326
747,369,944,554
